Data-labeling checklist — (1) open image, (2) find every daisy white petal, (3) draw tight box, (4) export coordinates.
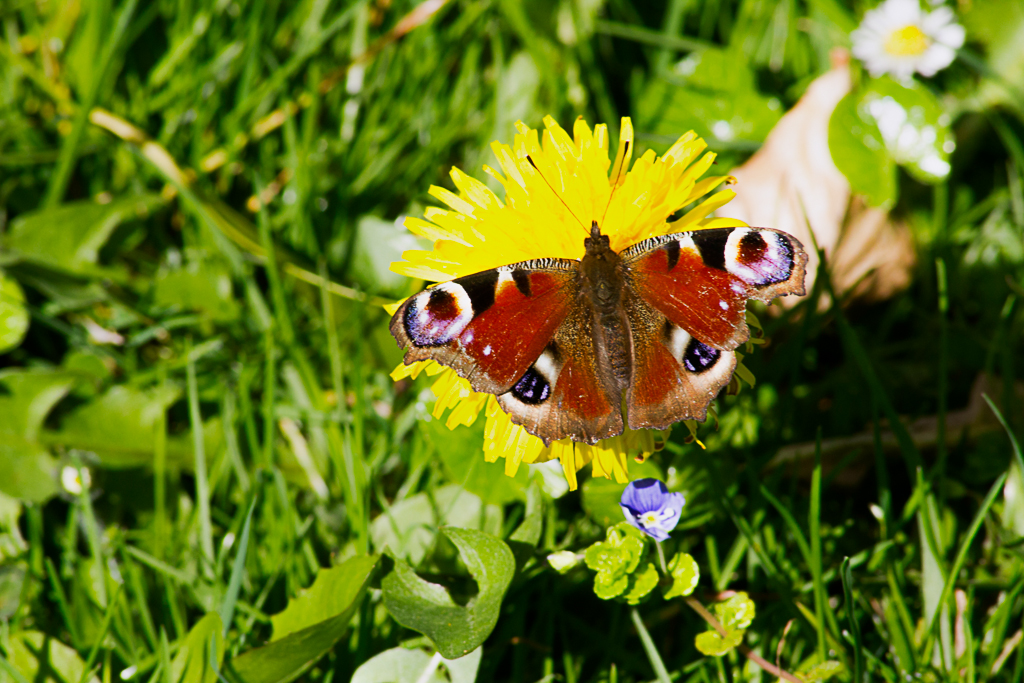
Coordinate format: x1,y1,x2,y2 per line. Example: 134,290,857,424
850,0,964,81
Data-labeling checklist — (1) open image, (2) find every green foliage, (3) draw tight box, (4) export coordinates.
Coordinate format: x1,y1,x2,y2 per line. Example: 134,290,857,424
269,556,380,642
0,369,75,502
663,551,700,599
229,556,378,683
830,77,953,207
171,614,224,683
382,528,514,660
350,647,481,683
4,195,167,275
828,90,898,207
694,592,755,657
0,271,29,354
583,522,655,602
1,631,100,683
637,47,782,151
799,660,844,682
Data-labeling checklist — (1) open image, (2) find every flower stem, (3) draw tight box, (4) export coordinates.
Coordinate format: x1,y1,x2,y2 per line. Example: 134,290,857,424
683,597,802,683
629,607,672,683
655,541,669,575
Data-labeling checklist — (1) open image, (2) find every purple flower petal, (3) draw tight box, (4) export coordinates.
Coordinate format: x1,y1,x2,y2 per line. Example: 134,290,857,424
620,478,686,542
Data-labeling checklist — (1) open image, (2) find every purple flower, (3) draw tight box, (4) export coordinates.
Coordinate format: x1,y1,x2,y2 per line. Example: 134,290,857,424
620,478,685,542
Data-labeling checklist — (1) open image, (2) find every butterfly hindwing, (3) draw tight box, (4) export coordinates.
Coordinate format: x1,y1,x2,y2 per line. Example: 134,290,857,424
624,292,737,430
390,259,578,395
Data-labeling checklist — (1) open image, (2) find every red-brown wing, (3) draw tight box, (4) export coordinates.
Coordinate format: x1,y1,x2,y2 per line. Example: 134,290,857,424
621,227,806,430
390,259,578,395
624,292,736,430
621,227,807,351
496,302,623,446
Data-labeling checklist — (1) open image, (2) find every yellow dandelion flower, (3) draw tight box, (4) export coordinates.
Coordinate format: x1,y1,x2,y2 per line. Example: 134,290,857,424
389,116,750,491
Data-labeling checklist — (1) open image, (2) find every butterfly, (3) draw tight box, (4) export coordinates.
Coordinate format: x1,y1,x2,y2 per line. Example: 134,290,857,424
390,221,807,445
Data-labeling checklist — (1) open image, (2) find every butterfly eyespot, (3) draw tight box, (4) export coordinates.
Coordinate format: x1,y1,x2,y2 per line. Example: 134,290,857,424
403,283,474,347
682,338,721,374
725,229,795,287
511,367,551,405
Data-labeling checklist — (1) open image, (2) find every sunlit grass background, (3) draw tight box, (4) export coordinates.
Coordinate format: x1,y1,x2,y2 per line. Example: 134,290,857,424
1,0,1024,681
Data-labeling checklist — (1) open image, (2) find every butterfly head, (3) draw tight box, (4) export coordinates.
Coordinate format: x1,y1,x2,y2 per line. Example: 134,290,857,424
584,220,611,256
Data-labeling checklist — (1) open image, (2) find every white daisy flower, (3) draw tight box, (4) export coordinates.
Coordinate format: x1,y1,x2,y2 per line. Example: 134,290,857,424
851,0,965,82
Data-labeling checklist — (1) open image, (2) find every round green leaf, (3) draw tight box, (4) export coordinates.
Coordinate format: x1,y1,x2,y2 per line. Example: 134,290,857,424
623,562,659,605
829,92,897,207
860,77,954,184
694,628,743,657
0,271,29,354
715,591,756,631
664,552,700,599
382,527,515,660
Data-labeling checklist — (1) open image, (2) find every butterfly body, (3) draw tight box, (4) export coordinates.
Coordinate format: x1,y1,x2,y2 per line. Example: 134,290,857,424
391,225,807,446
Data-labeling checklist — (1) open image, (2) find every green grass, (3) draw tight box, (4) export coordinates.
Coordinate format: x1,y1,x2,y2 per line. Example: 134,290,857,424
1,1,1024,682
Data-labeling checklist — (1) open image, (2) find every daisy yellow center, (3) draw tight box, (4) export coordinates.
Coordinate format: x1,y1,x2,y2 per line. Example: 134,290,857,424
885,25,930,57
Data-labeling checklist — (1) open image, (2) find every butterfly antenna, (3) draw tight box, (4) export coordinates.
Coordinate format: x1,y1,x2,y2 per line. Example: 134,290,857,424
600,136,631,228
525,154,590,235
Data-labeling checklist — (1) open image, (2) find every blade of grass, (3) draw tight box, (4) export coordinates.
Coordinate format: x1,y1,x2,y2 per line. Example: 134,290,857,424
219,486,259,638
186,338,215,579
841,558,864,683
920,471,1007,661
810,432,827,663
629,607,672,683
43,0,139,207
78,585,124,683
319,260,368,553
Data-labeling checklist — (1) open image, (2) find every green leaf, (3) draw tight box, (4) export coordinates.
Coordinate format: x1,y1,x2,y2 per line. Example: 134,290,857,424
370,484,502,565
350,216,428,297
153,259,240,322
800,660,844,682
829,91,897,207
350,647,482,683
382,527,514,659
584,523,648,600
829,78,953,205
0,563,27,621
43,384,182,468
270,555,380,641
509,483,543,546
694,592,756,657
0,271,29,354
1,631,99,683
663,552,700,599
636,47,782,149
171,613,224,683
860,78,954,184
0,369,76,502
715,591,756,631
962,0,1024,110
4,194,167,275
228,555,379,683
623,562,659,605
694,628,743,657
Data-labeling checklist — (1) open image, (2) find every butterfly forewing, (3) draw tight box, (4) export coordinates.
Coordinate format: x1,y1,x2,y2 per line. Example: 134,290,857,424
621,227,807,350
390,259,578,395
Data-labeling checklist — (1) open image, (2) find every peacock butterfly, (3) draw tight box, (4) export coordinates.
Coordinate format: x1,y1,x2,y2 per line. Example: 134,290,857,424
390,221,807,445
